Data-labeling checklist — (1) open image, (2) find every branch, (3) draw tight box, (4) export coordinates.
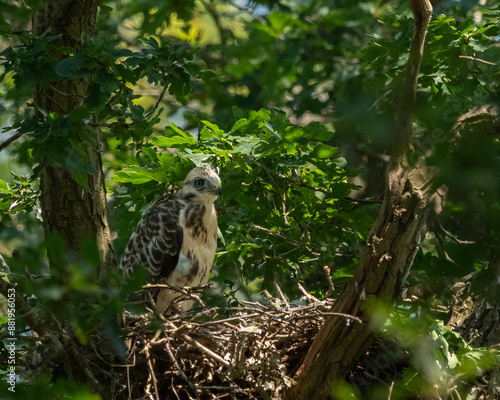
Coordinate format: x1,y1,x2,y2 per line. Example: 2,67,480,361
323,265,335,298
142,283,207,307
344,196,383,205
459,55,497,66
143,341,160,400
145,75,170,119
164,338,201,400
297,282,321,304
251,224,303,247
394,0,433,158
433,222,475,245
0,131,25,152
181,333,230,367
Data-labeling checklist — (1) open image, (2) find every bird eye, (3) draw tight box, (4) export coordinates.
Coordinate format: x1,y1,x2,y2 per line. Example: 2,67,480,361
193,178,204,188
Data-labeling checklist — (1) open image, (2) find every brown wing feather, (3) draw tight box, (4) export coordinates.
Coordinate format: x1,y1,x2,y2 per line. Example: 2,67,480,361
119,194,184,279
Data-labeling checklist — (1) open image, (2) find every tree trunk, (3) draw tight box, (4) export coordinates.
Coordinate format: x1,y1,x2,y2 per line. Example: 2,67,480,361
24,1,116,395
285,1,435,398
33,0,115,281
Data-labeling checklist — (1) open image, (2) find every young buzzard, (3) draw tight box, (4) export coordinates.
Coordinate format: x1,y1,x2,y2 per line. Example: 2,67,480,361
120,166,221,312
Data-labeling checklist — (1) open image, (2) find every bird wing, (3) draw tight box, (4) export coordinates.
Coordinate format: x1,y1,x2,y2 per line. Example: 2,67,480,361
119,194,184,279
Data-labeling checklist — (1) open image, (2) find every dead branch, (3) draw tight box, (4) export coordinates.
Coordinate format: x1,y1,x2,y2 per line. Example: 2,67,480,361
143,341,160,400
165,338,201,400
297,282,320,303
142,283,207,307
323,265,335,298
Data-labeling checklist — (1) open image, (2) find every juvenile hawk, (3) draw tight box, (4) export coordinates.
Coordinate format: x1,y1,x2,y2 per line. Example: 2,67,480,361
120,166,221,313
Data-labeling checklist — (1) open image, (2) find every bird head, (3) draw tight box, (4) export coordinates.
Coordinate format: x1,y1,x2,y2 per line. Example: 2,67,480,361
180,166,221,202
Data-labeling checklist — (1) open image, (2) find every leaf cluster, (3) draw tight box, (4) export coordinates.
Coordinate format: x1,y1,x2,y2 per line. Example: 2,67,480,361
0,173,38,214
360,303,500,399
363,9,500,135
0,30,213,180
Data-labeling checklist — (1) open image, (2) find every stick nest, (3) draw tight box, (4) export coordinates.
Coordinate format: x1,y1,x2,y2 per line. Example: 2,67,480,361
115,288,345,400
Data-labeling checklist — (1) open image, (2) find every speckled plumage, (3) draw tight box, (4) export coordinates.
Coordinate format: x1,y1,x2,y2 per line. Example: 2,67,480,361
119,166,221,313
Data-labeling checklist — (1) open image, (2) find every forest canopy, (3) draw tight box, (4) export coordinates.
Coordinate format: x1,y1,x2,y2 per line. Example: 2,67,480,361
0,0,499,399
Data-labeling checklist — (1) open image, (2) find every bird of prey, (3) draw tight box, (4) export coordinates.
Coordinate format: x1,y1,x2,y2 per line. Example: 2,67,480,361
119,166,221,313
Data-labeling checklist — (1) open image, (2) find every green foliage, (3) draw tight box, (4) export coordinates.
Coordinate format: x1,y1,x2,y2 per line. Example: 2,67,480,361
364,10,500,136
119,0,197,34
0,174,38,213
0,372,102,400
0,30,214,182
112,106,374,300
0,29,61,89
0,234,134,387
363,303,500,399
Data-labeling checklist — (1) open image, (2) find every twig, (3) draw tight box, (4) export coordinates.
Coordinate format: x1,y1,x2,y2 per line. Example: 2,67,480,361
388,380,395,400
196,385,245,391
299,258,319,263
459,55,497,66
127,358,132,400
434,222,475,245
268,246,300,260
49,84,85,99
146,76,170,118
432,225,460,265
197,313,265,327
286,312,361,324
181,333,230,367
323,265,335,298
274,281,290,310
318,312,362,324
251,224,302,247
170,375,181,400
39,89,67,114
281,185,291,226
451,386,462,400
142,283,207,307
165,339,201,400
344,196,383,204
240,300,269,309
297,282,321,303
143,342,160,400
142,283,209,292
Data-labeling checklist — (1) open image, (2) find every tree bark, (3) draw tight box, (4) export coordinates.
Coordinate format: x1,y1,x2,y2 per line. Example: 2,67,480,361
33,0,115,281
285,1,435,399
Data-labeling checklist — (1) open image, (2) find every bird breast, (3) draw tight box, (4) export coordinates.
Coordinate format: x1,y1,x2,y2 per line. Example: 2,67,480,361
169,203,217,288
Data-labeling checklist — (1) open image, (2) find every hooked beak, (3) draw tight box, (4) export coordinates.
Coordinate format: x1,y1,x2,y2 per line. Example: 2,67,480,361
212,181,222,196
